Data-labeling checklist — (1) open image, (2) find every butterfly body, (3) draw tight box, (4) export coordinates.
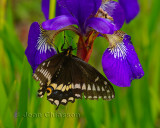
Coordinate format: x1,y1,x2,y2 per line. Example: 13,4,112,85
33,46,115,109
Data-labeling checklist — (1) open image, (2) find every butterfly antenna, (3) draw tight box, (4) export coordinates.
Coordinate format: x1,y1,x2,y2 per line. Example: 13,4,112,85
70,37,73,46
61,31,66,51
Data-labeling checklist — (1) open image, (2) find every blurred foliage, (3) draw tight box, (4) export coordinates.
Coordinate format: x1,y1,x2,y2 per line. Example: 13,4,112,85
0,0,160,128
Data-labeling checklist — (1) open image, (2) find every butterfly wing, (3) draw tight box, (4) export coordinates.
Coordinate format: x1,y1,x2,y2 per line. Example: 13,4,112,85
71,55,115,100
33,52,65,98
33,53,115,108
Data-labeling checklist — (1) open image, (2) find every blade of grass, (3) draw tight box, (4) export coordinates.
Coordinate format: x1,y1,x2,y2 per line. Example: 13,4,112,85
17,56,30,128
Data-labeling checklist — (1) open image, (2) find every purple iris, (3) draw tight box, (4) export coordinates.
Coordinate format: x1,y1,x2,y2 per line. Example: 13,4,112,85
25,22,57,72
25,0,144,87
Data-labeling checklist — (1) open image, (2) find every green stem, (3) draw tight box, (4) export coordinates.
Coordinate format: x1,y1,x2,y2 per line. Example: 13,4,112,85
49,0,56,19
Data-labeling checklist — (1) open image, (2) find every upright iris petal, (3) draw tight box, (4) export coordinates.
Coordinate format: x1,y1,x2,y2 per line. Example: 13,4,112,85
56,2,71,16
41,0,50,20
118,0,140,23
101,1,125,30
57,0,102,31
25,22,57,72
102,31,144,87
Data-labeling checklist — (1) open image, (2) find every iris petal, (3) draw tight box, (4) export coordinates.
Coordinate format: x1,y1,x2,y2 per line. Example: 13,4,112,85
101,1,125,30
56,2,71,16
25,22,57,72
102,33,144,87
57,0,102,28
41,0,50,20
118,0,139,23
86,17,114,34
42,15,78,30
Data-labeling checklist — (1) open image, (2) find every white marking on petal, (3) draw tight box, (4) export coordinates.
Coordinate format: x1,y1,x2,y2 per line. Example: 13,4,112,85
109,42,127,60
36,32,55,54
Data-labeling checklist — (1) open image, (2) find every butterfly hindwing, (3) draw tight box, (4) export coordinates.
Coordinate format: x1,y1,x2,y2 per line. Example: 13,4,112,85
71,55,115,100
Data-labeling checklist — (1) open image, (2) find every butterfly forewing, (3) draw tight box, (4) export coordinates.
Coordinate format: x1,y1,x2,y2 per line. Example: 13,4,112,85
33,48,115,109
33,52,65,86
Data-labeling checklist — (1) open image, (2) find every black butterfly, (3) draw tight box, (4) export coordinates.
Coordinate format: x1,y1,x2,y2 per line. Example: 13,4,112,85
33,46,115,109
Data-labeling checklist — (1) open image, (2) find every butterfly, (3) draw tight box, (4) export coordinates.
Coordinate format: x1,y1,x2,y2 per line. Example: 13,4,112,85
33,46,115,109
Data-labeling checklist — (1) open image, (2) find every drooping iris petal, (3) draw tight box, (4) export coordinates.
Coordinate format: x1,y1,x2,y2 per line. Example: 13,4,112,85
42,15,78,30
25,22,57,72
118,0,139,23
56,2,71,16
102,33,144,87
101,1,125,30
57,0,102,28
41,0,50,20
86,17,114,34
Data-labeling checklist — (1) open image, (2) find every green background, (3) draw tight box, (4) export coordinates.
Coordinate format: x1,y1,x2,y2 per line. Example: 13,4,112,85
0,0,160,128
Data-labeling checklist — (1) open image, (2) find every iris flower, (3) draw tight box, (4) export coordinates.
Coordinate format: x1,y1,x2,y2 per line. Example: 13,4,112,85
25,0,144,87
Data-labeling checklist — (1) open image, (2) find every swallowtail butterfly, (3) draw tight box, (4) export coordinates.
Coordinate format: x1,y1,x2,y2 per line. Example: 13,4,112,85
33,46,115,109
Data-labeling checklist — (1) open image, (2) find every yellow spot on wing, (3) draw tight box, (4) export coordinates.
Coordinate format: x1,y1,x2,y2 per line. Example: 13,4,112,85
51,83,57,89
66,86,69,91
62,85,66,92
69,84,72,89
56,84,63,90
47,80,51,85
